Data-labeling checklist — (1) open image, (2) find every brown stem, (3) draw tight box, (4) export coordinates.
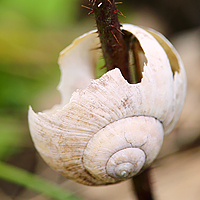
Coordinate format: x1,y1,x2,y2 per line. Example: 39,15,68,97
91,0,131,82
89,1,154,199
132,168,154,200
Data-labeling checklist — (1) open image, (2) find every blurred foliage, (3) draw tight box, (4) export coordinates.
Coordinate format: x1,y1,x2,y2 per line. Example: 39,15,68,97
0,161,83,200
0,0,79,111
0,0,76,159
95,55,106,79
0,116,24,161
0,0,79,28
0,0,87,199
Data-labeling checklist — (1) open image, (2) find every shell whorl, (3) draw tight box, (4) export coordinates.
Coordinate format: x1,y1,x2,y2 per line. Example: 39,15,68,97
107,148,145,179
83,116,163,183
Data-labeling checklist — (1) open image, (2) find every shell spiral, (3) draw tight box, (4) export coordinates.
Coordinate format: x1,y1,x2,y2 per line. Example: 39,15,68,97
83,116,164,183
28,24,186,185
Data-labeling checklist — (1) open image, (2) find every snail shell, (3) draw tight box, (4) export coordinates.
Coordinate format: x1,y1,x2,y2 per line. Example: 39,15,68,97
28,24,186,185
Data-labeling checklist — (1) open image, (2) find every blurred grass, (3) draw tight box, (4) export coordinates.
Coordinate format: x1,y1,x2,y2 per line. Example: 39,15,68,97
0,116,26,161
0,161,83,200
0,0,89,199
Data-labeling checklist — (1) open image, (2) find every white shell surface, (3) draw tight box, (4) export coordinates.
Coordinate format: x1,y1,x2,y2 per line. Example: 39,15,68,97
28,24,186,185
144,27,187,134
83,116,164,183
58,31,101,105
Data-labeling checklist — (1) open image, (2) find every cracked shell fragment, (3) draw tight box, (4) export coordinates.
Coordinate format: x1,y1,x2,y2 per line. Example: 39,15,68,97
28,24,186,185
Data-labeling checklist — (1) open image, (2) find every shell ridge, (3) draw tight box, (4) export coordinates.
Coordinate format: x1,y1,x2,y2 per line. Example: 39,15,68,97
89,68,131,116
86,88,124,120
92,69,144,118
29,108,98,184
86,88,122,120
69,69,132,125
29,109,69,172
70,101,110,127
50,101,104,134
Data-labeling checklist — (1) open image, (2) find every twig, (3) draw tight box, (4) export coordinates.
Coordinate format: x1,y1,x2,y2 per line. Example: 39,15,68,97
132,168,154,200
89,0,131,82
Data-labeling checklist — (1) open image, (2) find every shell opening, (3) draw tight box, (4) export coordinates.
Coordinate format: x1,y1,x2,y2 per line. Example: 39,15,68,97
95,30,148,84
122,30,148,84
146,29,180,76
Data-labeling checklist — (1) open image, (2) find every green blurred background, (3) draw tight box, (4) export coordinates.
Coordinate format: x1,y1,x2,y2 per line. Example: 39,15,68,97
0,0,199,199
0,0,88,198
0,0,72,162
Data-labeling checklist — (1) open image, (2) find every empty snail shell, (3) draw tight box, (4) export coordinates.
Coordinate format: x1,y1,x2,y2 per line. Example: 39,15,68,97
28,24,186,185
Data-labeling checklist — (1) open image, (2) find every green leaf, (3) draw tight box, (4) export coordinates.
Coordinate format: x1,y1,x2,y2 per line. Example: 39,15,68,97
0,161,83,200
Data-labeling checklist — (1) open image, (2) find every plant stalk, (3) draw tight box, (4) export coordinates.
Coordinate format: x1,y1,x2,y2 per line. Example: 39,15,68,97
132,168,154,200
91,0,131,82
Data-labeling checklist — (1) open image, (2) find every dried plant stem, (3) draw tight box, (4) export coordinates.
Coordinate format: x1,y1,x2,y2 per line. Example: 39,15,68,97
132,168,154,200
91,0,131,82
